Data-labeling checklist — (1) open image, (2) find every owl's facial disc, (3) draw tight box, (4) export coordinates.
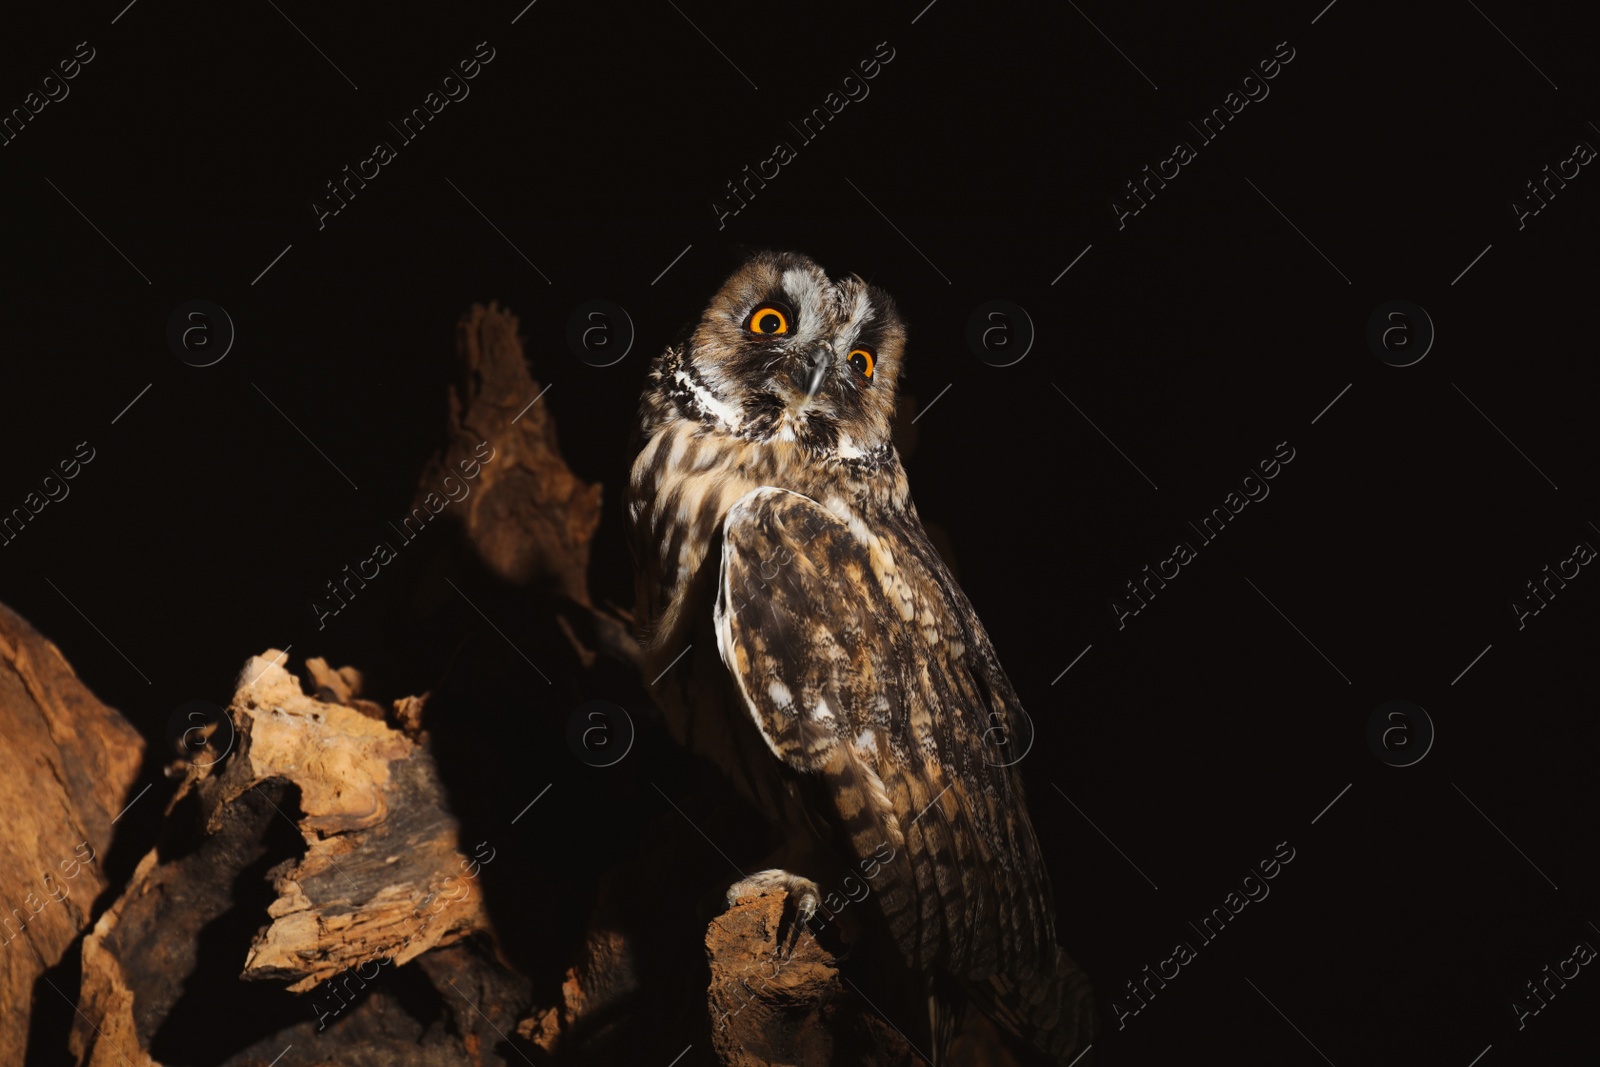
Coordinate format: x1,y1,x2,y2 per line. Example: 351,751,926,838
683,252,904,454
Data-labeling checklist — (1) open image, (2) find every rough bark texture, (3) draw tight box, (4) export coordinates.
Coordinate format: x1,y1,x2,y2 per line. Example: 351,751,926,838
435,301,603,604
0,603,144,1066
230,651,490,992
707,891,919,1067
410,301,638,677
704,890,1029,1067
70,650,529,1067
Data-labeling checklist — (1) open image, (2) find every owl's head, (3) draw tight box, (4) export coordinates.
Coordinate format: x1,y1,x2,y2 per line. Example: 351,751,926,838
671,251,905,459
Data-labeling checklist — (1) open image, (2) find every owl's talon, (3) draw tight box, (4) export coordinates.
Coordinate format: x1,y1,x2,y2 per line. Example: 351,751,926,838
725,868,821,957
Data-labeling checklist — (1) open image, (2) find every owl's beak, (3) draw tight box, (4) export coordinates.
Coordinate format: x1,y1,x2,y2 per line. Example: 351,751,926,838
793,347,830,401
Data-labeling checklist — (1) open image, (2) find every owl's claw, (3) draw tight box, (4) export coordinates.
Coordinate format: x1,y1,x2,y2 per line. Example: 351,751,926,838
725,868,820,958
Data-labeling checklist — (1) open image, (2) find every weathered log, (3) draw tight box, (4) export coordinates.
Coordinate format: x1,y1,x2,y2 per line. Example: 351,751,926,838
705,890,919,1067
427,302,640,671
70,650,535,1066
53,301,643,1066
434,301,602,605
0,603,144,1066
704,889,1028,1067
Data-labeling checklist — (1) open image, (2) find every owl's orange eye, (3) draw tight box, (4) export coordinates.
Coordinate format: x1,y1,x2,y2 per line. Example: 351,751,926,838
848,348,875,379
746,304,791,335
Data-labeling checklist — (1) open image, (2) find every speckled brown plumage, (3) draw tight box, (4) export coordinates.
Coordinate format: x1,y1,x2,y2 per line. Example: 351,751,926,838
627,251,1094,1063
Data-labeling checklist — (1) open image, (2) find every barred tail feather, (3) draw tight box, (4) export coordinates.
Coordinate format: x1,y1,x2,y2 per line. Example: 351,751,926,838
963,945,1097,1065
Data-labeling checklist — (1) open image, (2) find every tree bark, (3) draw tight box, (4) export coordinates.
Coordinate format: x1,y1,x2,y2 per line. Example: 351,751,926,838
0,605,144,1066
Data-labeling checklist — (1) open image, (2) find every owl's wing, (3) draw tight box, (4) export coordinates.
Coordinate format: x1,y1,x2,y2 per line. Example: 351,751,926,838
713,485,1055,981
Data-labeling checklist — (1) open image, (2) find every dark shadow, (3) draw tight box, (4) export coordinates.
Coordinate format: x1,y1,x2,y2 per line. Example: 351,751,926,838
147,781,310,1065
25,715,183,1067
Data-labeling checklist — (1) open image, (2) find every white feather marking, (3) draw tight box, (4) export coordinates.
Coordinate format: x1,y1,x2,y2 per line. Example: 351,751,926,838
848,287,873,331
675,370,742,431
781,268,826,339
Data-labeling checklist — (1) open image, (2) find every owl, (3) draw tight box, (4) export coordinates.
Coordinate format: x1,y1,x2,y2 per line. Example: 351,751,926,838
627,251,1095,1063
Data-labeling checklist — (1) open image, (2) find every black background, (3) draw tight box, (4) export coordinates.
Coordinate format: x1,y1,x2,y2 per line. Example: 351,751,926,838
1,0,1597,1064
